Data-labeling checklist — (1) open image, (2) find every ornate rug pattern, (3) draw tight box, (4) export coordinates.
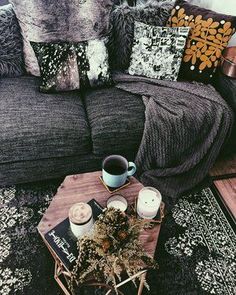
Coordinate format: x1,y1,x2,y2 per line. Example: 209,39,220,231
0,181,235,295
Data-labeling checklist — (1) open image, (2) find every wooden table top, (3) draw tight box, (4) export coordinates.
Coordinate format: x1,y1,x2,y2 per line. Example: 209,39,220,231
214,177,236,220
38,171,162,258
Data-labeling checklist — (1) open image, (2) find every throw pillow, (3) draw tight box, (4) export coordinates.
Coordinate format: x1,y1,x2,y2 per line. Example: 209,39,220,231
31,39,112,93
0,4,24,77
167,0,236,82
30,42,80,93
76,39,113,89
107,0,174,70
128,21,189,81
187,0,236,47
10,0,114,76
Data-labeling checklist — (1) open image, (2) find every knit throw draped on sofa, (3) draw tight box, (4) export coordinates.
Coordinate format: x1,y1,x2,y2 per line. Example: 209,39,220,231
113,72,234,210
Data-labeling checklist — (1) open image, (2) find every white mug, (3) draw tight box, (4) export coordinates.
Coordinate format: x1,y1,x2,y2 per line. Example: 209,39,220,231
102,155,136,188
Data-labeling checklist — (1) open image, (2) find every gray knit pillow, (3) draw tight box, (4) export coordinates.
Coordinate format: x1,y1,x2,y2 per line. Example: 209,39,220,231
107,0,174,70
0,4,24,77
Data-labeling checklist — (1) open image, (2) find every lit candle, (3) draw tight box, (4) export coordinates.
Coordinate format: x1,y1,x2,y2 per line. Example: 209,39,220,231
137,187,162,219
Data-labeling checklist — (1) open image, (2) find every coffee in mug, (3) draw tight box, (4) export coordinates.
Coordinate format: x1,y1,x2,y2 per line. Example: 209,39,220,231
102,155,136,188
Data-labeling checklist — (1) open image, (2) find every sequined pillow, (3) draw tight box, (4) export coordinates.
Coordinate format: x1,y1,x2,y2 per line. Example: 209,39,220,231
31,42,80,93
76,39,113,89
167,0,236,82
31,39,112,93
128,22,189,81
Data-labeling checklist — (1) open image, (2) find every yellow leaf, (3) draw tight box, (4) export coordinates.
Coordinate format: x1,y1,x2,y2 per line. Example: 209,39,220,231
201,45,207,53
178,8,185,18
199,61,207,71
223,36,230,42
179,19,185,26
171,9,176,16
183,55,192,62
211,56,216,62
223,22,231,31
197,51,202,58
205,50,213,56
196,41,204,48
185,49,193,55
201,32,206,39
210,21,219,29
206,60,212,68
207,35,215,41
225,28,232,35
216,49,222,58
172,16,178,24
213,39,221,44
192,54,197,65
216,34,222,40
195,15,202,23
209,29,217,35
200,55,208,61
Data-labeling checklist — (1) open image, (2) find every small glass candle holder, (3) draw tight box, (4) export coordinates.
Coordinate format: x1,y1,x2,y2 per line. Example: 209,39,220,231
107,194,128,212
137,187,162,219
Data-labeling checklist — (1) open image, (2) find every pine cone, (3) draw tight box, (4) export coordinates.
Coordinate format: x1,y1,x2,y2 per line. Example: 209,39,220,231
117,231,128,241
102,238,111,253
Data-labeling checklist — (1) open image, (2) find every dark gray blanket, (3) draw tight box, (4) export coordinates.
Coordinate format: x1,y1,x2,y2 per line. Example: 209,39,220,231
113,72,234,209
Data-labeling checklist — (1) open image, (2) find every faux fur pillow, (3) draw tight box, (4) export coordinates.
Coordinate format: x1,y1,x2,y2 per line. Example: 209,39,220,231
107,0,174,70
0,4,24,77
10,0,114,76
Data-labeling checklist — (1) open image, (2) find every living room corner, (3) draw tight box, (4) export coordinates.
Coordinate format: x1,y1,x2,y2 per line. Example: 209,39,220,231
0,0,235,294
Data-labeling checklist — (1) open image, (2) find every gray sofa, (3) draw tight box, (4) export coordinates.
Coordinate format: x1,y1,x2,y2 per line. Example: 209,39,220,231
0,71,235,185
0,0,235,186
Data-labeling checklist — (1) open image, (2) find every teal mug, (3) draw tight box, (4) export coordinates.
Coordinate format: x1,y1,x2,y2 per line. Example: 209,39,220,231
102,155,136,188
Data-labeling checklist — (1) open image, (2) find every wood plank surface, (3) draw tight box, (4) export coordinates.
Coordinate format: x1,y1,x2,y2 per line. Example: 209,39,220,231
214,178,236,220
210,154,236,178
38,171,162,258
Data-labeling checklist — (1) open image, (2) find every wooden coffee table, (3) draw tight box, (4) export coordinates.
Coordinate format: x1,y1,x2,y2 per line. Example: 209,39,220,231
38,171,164,295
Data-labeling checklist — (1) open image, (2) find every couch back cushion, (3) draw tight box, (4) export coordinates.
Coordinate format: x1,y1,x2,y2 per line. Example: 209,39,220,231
9,0,114,76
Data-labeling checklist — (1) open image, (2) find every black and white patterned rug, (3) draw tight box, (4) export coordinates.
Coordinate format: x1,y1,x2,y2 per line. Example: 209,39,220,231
0,181,235,295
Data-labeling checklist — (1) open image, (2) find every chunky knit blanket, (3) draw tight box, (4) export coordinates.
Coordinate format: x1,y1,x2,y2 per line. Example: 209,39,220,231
113,72,234,209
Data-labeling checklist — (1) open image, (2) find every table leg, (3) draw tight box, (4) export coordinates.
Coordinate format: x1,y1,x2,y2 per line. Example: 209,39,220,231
54,262,71,295
137,272,146,295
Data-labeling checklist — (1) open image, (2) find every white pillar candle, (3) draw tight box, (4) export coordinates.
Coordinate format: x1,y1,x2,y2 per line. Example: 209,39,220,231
137,187,162,219
69,202,94,238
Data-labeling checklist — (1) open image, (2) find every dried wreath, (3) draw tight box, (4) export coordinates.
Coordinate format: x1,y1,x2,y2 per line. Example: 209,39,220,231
69,207,157,293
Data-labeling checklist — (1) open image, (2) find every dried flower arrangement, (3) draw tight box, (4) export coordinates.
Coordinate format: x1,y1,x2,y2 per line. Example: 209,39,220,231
69,207,157,293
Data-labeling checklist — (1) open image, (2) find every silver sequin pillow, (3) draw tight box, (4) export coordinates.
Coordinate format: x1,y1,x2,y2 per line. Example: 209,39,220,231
31,39,112,93
128,22,190,81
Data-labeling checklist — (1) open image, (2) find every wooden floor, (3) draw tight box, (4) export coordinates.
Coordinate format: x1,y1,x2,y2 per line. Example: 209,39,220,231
210,154,236,178
210,154,236,221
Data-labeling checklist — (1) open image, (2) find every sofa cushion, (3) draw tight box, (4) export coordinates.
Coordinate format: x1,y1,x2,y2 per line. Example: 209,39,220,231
0,76,91,163
83,87,145,156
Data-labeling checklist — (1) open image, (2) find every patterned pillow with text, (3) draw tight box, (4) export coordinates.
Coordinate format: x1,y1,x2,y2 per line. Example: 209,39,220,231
128,22,189,81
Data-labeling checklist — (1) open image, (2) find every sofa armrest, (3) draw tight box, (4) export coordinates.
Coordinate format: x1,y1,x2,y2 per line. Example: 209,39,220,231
214,70,236,113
